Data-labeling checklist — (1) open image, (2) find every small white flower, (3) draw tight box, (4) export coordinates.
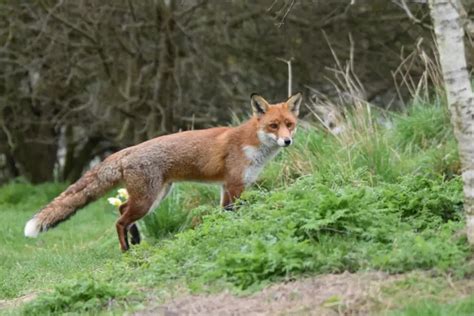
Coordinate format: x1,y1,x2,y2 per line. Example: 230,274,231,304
108,197,123,208
118,188,129,200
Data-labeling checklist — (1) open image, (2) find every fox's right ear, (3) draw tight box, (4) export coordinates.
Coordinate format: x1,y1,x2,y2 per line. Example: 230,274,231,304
251,93,270,117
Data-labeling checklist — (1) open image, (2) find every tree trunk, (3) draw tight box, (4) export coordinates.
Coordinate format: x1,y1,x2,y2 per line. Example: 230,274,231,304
429,0,474,244
13,123,58,184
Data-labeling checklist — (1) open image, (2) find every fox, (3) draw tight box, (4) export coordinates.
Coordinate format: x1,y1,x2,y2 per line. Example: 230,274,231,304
24,92,302,251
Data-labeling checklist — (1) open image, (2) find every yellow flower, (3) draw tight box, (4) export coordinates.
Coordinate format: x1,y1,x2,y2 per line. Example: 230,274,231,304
108,197,122,208
118,188,129,200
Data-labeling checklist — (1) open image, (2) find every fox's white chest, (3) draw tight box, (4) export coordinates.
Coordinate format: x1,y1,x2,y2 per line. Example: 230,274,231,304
242,145,280,185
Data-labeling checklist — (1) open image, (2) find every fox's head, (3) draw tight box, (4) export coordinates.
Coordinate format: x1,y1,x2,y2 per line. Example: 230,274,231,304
251,92,302,147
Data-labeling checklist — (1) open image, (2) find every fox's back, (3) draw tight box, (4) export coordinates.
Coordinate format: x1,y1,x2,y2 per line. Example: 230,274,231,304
113,126,235,183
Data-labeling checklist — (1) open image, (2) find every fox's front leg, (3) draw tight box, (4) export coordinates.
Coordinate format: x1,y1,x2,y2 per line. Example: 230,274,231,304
221,182,245,211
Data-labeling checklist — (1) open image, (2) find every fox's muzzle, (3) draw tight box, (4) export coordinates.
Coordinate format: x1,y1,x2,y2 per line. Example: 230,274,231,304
277,137,292,147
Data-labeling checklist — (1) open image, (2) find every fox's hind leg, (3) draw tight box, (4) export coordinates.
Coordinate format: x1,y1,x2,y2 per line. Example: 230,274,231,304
116,197,153,252
118,202,141,245
116,171,172,251
116,170,157,251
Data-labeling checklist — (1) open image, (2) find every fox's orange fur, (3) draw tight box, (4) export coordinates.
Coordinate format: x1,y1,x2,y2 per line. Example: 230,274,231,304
24,93,302,251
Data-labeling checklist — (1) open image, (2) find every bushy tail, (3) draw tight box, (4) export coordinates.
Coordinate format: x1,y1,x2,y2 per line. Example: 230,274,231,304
24,158,123,238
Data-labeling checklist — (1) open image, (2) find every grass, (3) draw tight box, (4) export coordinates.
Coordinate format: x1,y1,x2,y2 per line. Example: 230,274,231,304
389,297,474,316
0,101,473,315
382,273,474,316
0,182,120,299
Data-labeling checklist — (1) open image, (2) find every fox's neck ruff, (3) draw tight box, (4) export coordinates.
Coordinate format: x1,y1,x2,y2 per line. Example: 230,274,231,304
241,129,281,185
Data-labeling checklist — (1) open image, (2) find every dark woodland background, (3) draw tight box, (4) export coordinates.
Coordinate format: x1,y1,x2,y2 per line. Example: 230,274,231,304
0,0,472,184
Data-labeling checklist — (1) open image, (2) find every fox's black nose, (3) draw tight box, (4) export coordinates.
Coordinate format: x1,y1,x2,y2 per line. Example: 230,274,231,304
284,138,292,146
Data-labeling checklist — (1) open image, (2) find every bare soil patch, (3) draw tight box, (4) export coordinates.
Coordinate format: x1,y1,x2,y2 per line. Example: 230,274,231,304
135,272,409,316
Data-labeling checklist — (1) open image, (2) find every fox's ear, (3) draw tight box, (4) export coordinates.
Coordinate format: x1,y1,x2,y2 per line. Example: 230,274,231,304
250,93,270,116
286,92,303,117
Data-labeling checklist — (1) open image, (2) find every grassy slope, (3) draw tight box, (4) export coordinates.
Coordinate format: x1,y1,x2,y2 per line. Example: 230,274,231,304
1,102,473,315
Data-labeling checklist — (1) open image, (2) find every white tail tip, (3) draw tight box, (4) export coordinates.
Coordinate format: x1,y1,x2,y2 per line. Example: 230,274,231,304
24,218,41,238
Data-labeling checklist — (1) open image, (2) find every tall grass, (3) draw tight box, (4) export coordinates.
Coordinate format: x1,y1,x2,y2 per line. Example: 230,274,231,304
143,183,218,239
257,100,456,190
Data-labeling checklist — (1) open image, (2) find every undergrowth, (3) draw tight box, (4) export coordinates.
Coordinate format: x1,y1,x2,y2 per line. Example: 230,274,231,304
116,174,467,292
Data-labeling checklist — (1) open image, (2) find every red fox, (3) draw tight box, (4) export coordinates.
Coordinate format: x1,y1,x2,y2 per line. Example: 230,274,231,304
24,93,302,251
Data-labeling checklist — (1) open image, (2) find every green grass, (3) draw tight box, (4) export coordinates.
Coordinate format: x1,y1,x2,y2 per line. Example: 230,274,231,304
1,101,473,315
380,272,474,316
389,295,474,316
0,181,120,299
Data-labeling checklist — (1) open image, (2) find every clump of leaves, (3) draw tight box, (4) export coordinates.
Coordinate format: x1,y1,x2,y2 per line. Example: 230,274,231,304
22,280,135,315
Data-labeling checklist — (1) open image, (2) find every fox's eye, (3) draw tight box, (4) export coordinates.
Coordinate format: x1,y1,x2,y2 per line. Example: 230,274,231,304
269,123,278,129
286,122,293,129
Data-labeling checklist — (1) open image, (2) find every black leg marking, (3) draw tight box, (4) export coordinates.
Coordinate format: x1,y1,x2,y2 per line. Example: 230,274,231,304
130,224,141,245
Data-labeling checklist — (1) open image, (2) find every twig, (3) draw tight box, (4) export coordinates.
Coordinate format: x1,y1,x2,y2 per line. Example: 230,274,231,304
39,0,97,44
393,0,421,24
276,0,295,28
277,57,294,97
0,119,15,149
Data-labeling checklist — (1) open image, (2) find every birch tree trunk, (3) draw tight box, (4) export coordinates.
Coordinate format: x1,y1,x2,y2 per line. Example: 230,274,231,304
429,0,474,244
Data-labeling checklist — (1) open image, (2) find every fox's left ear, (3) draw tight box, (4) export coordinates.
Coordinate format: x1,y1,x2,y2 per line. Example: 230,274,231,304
286,92,303,117
251,93,271,117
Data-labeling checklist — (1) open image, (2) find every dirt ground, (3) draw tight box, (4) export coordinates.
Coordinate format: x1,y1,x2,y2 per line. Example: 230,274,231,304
135,272,409,316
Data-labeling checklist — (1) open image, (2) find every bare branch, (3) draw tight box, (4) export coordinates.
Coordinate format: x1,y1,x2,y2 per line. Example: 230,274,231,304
277,57,294,97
